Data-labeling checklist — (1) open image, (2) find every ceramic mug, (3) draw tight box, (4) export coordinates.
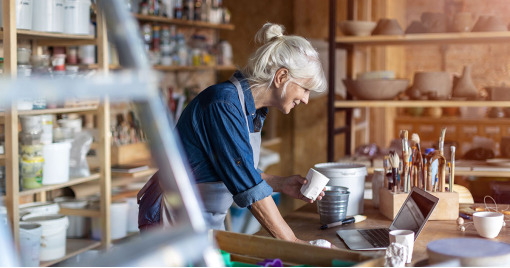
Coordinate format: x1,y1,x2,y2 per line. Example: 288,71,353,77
301,168,329,201
473,211,504,238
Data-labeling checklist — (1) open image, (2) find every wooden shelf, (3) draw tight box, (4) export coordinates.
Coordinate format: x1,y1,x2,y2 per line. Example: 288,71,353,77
153,64,236,72
112,167,158,179
334,100,510,108
39,239,101,267
396,115,510,124
366,166,510,177
59,207,102,218
133,14,235,30
112,231,139,244
335,31,510,47
0,29,96,46
17,106,99,115
19,173,101,196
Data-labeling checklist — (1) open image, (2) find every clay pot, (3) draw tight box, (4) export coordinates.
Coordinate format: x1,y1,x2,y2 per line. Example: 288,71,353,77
425,107,443,118
421,12,448,33
486,86,510,101
472,15,507,32
442,107,459,117
405,20,427,34
372,19,404,35
451,12,476,32
412,72,452,100
452,66,478,99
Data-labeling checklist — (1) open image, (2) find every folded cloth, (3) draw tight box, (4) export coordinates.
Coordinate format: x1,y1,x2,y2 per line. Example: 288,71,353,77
309,239,332,248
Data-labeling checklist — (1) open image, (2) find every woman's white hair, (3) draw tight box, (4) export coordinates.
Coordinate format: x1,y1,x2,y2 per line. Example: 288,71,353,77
241,22,327,96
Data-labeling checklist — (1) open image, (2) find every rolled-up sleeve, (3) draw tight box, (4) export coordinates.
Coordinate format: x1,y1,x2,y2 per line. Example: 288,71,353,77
197,101,272,207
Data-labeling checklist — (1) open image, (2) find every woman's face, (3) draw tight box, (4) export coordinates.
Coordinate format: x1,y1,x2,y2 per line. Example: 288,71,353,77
277,79,311,114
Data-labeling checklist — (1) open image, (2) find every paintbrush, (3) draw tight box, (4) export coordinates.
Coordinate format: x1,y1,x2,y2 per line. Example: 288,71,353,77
389,151,400,193
319,215,367,230
383,156,389,189
450,145,456,192
411,133,424,189
400,130,410,193
439,127,447,192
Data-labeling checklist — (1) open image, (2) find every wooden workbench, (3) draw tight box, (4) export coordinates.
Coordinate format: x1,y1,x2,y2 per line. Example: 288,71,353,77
255,200,510,266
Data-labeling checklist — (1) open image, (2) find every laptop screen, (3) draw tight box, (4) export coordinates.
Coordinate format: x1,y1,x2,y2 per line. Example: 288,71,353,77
389,187,439,239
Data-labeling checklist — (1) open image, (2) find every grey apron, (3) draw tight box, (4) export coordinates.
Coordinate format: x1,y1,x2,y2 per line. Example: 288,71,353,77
161,76,261,230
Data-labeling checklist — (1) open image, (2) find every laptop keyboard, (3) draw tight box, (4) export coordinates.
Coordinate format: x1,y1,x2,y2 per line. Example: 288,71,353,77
358,228,390,248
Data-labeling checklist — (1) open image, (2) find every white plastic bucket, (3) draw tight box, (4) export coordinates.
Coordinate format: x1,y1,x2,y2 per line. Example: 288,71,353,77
32,0,64,33
42,142,71,185
314,163,367,216
0,0,33,29
22,214,69,261
19,202,60,218
58,199,89,238
91,201,128,240
63,0,91,35
19,222,42,267
125,198,139,233
16,0,33,30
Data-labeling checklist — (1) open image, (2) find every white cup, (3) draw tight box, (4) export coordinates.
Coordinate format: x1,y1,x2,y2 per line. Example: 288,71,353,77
389,230,415,263
473,211,504,239
300,168,330,201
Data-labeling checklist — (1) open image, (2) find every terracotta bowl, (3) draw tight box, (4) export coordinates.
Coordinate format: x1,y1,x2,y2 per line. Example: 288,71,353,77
343,79,409,100
339,20,377,36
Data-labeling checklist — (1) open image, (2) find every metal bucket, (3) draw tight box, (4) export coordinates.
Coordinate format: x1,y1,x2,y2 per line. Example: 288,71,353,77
317,186,350,225
314,163,367,216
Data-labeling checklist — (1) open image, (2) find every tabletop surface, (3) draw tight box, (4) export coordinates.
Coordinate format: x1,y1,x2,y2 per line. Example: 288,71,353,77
255,200,510,265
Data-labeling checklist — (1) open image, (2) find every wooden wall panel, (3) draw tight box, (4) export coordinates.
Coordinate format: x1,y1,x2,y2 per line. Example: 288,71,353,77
221,0,294,69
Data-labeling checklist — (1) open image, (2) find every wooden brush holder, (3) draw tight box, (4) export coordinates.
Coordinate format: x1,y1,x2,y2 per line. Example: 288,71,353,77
379,188,459,220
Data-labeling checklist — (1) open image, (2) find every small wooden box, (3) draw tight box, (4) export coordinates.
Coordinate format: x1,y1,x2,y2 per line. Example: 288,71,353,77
111,143,151,165
379,188,459,221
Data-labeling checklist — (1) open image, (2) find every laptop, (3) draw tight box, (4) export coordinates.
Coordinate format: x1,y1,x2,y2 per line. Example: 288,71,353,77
337,187,439,250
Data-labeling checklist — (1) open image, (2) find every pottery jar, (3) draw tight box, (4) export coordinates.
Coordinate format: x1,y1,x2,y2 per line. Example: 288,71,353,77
452,12,476,32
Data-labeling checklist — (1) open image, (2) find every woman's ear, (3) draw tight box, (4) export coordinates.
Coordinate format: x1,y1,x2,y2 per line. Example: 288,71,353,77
274,68,289,88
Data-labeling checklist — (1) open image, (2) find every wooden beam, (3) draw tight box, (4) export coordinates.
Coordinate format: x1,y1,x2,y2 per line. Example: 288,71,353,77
96,8,112,250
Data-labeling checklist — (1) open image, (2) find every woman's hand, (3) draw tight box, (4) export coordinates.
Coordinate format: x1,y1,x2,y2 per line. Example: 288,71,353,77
280,175,325,203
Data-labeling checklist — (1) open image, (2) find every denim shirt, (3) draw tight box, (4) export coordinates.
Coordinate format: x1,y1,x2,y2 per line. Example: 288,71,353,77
175,71,272,208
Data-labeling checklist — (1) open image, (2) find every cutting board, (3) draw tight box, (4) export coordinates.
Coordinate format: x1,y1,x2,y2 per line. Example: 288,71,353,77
427,238,510,266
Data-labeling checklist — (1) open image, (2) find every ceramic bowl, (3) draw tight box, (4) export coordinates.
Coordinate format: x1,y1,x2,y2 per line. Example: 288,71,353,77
339,20,377,36
357,70,395,80
343,79,409,100
412,72,452,99
473,211,504,239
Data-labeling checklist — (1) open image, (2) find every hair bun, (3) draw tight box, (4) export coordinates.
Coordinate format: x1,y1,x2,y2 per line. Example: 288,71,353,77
255,23,285,44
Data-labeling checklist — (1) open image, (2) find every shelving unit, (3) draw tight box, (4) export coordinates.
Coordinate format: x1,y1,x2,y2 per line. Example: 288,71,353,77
327,0,510,179
1,0,111,264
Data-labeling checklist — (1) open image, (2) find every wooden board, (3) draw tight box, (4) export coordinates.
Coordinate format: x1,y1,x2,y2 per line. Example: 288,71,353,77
379,188,459,220
214,230,381,267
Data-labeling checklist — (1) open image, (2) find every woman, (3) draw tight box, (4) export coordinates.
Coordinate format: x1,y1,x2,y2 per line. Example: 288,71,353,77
138,23,327,244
